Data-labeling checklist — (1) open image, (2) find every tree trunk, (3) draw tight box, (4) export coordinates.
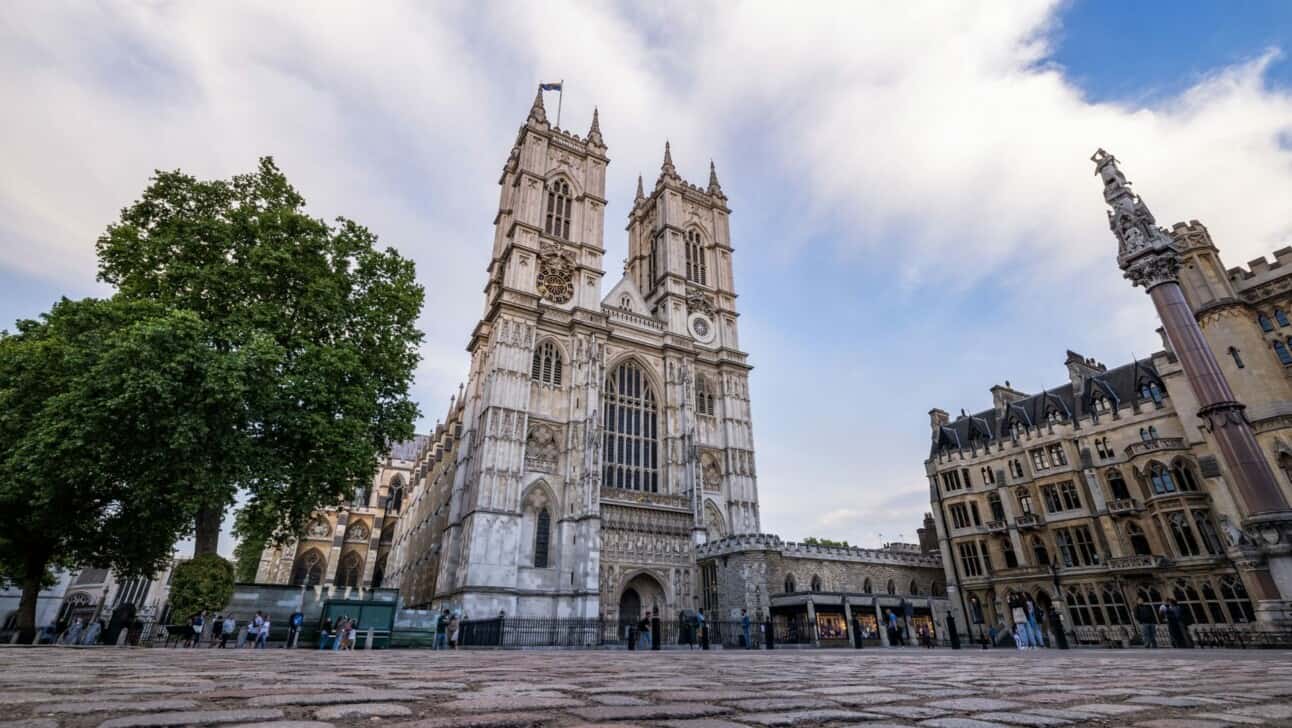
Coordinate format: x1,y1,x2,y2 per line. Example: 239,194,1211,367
194,505,224,556
16,549,48,643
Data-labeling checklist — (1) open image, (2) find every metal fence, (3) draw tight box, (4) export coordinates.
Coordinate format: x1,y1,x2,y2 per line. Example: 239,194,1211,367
430,617,763,650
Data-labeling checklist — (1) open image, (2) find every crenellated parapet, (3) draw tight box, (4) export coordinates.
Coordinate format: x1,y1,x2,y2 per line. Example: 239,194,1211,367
697,533,943,568
1169,220,1215,250
1226,247,1292,302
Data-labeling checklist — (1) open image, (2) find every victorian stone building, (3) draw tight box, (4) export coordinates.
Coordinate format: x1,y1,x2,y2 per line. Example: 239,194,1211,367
255,439,421,594
377,91,761,621
926,151,1292,641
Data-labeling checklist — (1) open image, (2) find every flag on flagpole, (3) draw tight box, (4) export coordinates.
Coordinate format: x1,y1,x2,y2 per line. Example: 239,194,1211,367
539,82,563,92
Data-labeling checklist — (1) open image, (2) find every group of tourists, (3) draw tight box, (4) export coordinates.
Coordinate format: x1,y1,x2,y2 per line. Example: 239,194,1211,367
179,610,272,648
1135,597,1193,648
433,609,461,649
318,615,361,650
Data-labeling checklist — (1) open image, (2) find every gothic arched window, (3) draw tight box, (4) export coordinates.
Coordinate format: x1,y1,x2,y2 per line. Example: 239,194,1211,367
1106,469,1130,501
1092,393,1110,414
862,578,873,594
1258,313,1275,332
1220,575,1254,622
886,579,896,595
1140,380,1164,404
1168,512,1201,557
1173,460,1200,492
602,360,660,492
1031,536,1049,566
335,551,363,588
531,340,563,386
694,374,716,416
784,574,796,593
545,179,572,240
1277,309,1291,328
1148,462,1176,495
931,581,945,597
909,580,920,595
534,507,551,568
684,229,707,285
810,575,822,592
1127,522,1152,556
1194,511,1224,555
290,549,326,586
1277,341,1292,366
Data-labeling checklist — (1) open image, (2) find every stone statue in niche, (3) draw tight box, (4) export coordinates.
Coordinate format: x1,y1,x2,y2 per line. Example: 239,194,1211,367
525,423,560,473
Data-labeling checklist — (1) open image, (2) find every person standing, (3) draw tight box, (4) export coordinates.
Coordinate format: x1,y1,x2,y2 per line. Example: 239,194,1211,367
249,612,263,649
334,617,348,651
210,614,223,648
1135,599,1158,648
257,615,271,648
192,611,205,648
448,613,460,649
287,611,303,648
434,610,449,650
1011,598,1030,650
1166,599,1187,648
741,609,752,649
318,617,333,650
1025,600,1044,649
885,609,898,647
697,608,709,650
220,615,235,648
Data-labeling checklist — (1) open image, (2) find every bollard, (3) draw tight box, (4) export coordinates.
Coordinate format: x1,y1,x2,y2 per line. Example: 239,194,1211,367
10,631,19,645
116,628,129,646
31,630,41,646
365,627,374,650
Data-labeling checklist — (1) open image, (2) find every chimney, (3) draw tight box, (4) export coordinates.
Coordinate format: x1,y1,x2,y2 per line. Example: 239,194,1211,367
928,408,949,431
1065,350,1105,395
917,512,938,554
990,381,1027,417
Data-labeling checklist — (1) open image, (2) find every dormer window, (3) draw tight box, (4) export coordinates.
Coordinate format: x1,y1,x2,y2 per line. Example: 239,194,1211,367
544,179,573,240
1278,309,1291,328
1276,341,1292,366
1259,313,1275,332
1140,381,1164,404
1092,394,1110,414
685,229,707,285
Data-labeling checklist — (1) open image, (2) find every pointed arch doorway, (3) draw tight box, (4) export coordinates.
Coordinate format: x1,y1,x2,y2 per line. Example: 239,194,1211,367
618,572,666,626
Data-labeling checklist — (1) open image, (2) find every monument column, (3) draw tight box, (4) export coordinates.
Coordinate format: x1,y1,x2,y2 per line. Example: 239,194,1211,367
1092,149,1292,616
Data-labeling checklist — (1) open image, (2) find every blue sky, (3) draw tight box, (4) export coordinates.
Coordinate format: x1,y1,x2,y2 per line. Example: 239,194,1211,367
2,1,1291,555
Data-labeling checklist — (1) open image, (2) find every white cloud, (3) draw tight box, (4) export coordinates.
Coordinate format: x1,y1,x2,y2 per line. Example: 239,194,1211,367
2,2,1290,551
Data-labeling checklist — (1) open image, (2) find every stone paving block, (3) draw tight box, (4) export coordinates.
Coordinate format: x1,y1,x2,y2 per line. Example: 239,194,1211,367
928,698,1025,712
1134,721,1232,728
389,712,550,728
1071,703,1153,715
97,709,285,728
870,705,952,719
724,698,838,711
1233,703,1292,720
315,702,414,719
831,692,908,706
0,694,56,705
570,704,733,721
247,690,421,707
1192,713,1266,726
230,723,335,728
659,721,754,728
919,719,1012,728
589,695,651,706
657,691,760,701
736,709,884,726
1026,708,1103,721
808,685,894,695
972,712,1073,726
0,721,59,728
38,699,199,714
439,695,585,711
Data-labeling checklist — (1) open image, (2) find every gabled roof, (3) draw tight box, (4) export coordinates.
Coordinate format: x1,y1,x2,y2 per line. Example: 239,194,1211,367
601,274,651,315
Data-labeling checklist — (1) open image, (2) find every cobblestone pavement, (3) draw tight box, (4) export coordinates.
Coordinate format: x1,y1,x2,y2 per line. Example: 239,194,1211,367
2,648,1292,728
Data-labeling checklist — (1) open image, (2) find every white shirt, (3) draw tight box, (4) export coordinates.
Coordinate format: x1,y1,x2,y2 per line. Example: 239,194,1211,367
261,620,271,635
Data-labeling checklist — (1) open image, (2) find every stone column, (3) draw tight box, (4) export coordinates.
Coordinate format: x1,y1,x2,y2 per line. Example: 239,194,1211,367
805,597,818,647
874,598,889,647
1093,149,1292,614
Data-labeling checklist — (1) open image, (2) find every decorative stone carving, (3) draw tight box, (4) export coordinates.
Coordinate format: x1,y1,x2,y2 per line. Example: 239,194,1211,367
525,423,560,474
346,522,370,543
1123,251,1180,290
701,452,722,492
306,518,331,540
685,287,715,316
536,244,575,304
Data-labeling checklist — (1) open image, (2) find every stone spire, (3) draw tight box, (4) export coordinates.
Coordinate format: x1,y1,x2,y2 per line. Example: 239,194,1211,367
661,140,677,179
1091,148,1178,289
527,87,547,125
634,174,645,204
707,160,725,198
587,106,603,146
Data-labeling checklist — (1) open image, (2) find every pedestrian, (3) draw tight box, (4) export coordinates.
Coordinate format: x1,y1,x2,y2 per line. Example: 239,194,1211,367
1025,600,1044,648
220,615,235,648
210,614,223,648
62,617,83,646
83,619,103,645
235,619,249,648
1011,598,1030,650
192,611,205,648
346,619,358,651
741,608,752,649
697,608,710,650
435,610,449,650
885,609,899,647
319,617,334,650
1135,599,1158,648
1166,599,1187,648
334,617,348,651
636,616,651,650
287,610,303,648
448,613,460,649
257,614,271,649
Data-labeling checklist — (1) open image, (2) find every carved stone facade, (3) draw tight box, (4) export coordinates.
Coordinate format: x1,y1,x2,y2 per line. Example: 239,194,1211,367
380,92,761,620
926,154,1292,637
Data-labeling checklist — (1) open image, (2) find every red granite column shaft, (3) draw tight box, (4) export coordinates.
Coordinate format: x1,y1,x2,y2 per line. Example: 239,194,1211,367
1149,281,1289,516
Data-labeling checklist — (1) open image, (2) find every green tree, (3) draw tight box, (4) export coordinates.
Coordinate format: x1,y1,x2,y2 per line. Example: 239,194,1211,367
803,537,851,549
231,507,268,583
0,297,252,637
96,158,424,554
168,554,236,620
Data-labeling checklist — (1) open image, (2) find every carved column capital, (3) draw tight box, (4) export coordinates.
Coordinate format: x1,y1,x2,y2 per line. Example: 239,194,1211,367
1122,251,1180,291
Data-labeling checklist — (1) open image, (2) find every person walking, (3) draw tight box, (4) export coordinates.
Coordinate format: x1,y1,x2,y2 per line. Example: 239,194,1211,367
318,618,334,650
257,615,271,648
249,612,263,649
448,613,460,649
697,608,710,650
287,611,303,648
334,617,348,651
220,615,235,648
1135,599,1158,648
210,614,223,648
434,610,449,650
1025,600,1044,649
741,609,752,649
192,612,206,648
1166,599,1188,649
885,609,899,647
1011,598,1030,650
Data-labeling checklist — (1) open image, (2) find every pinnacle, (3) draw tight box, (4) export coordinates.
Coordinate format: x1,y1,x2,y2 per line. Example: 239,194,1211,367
527,87,547,125
635,174,645,202
708,159,724,197
587,106,603,145
661,140,676,177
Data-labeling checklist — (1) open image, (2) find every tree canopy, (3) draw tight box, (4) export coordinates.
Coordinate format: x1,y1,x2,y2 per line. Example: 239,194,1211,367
0,297,251,635
95,157,425,552
802,537,851,549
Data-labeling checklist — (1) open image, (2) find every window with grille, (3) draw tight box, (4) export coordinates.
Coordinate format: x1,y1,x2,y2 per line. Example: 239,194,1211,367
531,341,563,385
1149,462,1177,495
1047,444,1068,466
602,360,659,492
957,542,984,577
948,503,970,529
545,180,573,239
534,507,551,568
1058,481,1082,510
695,374,716,416
685,229,707,285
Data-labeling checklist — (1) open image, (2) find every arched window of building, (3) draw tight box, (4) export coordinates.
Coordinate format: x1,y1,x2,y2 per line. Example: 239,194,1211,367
1066,586,1091,626
1168,512,1201,557
1126,522,1152,556
886,579,896,595
1172,579,1209,624
531,341,563,386
1276,341,1292,366
862,578,872,594
1140,380,1164,404
544,179,573,239
1031,536,1049,566
1103,584,1130,625
1106,469,1131,501
1172,461,1199,492
1259,312,1275,332
909,580,920,596
1278,309,1291,328
602,360,660,492
684,229,707,285
694,374,716,416
1281,452,1292,486
290,549,326,586
1148,462,1177,495
1220,575,1255,622
810,575,822,592
1092,393,1110,415
931,581,945,597
1016,488,1033,514
534,507,551,568
1200,581,1227,623
784,574,797,593
1193,511,1224,555
1228,346,1245,369
335,551,363,588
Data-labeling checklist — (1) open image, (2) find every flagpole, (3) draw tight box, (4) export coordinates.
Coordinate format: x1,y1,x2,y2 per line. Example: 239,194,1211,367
556,79,564,128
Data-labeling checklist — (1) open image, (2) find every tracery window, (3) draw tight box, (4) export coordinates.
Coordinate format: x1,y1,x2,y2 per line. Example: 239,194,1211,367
1194,511,1224,555
1148,462,1177,495
810,575,822,592
1200,581,1227,623
862,578,872,594
1103,584,1130,625
1172,579,1209,624
1106,469,1130,500
1220,576,1254,622
1140,380,1164,404
1016,488,1034,514
1168,512,1201,557
685,229,707,285
886,579,897,595
335,551,363,588
1126,522,1152,556
1173,461,1200,492
784,574,797,593
694,374,716,416
602,360,659,492
290,549,325,586
534,507,551,568
544,179,573,239
531,341,563,386
1066,586,1092,627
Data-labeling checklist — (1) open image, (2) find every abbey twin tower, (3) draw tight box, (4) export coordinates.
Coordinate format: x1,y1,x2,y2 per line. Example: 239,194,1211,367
259,90,762,621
